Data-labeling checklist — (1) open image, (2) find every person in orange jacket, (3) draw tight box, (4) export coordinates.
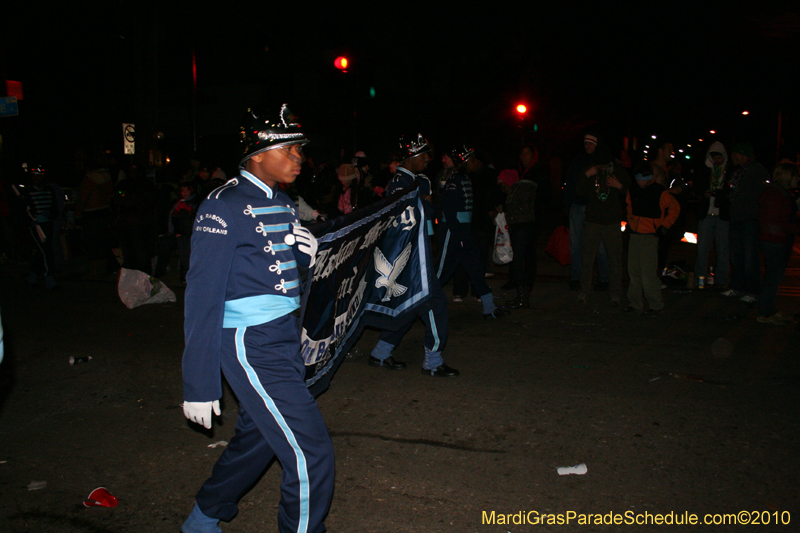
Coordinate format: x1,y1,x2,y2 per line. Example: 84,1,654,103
624,163,680,316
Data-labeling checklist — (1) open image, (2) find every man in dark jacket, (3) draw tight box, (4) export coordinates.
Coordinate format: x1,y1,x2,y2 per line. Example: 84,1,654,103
721,143,769,302
563,132,609,290
575,146,630,305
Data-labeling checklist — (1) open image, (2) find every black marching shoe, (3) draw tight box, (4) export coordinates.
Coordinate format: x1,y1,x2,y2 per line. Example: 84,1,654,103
368,356,407,370
422,364,460,377
484,307,512,319
505,287,530,309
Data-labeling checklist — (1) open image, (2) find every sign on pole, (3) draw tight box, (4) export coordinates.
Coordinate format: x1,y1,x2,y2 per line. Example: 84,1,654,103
0,97,19,117
123,123,135,154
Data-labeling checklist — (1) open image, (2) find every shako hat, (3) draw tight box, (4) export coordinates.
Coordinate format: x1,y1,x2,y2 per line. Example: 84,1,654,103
398,133,431,162
239,103,309,167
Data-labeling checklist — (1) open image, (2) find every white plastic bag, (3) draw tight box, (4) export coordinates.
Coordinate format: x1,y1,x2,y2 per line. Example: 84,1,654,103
118,268,176,309
492,213,513,265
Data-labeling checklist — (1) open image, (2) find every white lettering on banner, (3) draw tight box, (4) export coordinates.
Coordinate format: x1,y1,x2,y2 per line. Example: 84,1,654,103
313,237,362,282
360,217,395,251
315,201,418,282
301,277,367,364
337,267,359,300
357,206,414,254
393,206,417,231
301,335,328,366
313,249,332,276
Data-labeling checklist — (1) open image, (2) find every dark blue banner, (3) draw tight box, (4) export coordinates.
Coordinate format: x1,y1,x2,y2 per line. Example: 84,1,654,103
300,184,433,396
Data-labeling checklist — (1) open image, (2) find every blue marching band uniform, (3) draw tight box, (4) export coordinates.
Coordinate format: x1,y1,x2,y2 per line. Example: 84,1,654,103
367,133,506,378
369,161,456,375
435,147,507,319
181,106,333,533
180,119,509,531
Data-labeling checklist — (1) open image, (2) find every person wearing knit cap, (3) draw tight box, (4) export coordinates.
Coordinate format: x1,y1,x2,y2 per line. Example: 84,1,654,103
352,150,368,167
563,131,610,291
720,142,769,302
497,168,519,188
575,144,630,305
337,163,358,181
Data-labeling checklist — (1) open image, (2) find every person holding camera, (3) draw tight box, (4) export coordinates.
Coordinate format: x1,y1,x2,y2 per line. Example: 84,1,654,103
575,145,630,305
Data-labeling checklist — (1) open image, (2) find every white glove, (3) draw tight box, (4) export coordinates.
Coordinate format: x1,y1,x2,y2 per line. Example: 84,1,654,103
183,400,221,429
284,224,318,267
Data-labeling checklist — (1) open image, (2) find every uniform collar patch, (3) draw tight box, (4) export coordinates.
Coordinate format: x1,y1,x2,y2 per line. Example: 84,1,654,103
396,167,415,179
240,169,275,199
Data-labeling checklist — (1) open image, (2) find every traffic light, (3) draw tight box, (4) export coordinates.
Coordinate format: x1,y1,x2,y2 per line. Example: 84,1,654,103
515,104,527,115
334,56,349,71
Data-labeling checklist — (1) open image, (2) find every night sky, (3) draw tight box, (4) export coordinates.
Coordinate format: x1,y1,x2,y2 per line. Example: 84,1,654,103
3,2,800,183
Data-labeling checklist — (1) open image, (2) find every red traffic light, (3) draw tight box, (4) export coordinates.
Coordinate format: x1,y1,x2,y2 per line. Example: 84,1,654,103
515,104,528,115
334,56,349,71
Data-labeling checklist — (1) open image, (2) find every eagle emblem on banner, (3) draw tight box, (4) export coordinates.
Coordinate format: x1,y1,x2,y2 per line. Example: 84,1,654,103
374,243,412,302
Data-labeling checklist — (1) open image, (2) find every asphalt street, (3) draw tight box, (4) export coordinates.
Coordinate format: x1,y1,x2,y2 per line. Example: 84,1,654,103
1,235,798,532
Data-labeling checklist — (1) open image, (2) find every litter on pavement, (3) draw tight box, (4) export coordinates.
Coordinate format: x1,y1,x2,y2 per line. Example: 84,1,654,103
557,464,587,476
83,487,118,508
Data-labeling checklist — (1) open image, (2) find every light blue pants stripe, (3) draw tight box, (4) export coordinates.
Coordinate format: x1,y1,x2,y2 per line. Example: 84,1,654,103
428,310,440,351
235,328,311,533
437,230,451,278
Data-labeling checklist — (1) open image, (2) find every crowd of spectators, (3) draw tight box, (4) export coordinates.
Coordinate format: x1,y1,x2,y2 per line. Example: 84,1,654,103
6,130,798,326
